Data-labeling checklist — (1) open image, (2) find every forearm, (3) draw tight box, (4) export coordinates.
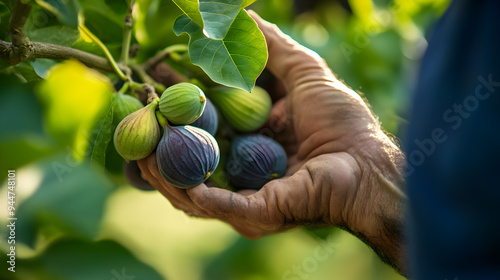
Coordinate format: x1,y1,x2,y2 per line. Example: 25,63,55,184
346,130,407,275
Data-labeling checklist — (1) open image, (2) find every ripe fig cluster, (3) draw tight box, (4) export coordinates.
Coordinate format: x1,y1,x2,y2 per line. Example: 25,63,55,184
113,82,287,191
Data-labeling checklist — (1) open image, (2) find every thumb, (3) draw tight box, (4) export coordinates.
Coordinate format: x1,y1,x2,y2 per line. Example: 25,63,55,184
185,168,317,225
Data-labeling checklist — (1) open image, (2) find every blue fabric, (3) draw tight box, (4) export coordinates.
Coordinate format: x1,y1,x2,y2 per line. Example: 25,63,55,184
405,0,500,279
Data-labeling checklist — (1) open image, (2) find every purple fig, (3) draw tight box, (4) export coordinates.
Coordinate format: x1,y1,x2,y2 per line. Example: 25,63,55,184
191,98,218,136
156,124,220,188
226,135,287,190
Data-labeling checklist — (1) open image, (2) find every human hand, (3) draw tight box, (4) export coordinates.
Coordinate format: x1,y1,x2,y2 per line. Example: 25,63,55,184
138,10,407,273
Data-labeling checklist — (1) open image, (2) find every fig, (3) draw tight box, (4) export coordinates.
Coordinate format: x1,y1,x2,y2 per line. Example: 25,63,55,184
105,93,145,174
209,86,271,132
113,99,161,161
190,98,218,136
156,124,220,188
112,93,144,124
159,82,206,125
123,161,156,191
226,135,287,190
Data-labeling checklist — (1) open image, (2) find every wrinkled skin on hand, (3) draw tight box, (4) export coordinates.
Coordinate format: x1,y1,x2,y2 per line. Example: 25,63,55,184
138,9,406,274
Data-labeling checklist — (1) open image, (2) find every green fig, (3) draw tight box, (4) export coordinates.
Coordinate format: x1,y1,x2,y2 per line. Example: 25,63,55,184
113,99,160,161
112,93,144,124
209,86,271,132
159,82,206,125
106,93,144,174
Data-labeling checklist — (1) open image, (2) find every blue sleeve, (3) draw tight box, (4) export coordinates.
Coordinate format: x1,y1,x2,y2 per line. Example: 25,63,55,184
405,0,500,279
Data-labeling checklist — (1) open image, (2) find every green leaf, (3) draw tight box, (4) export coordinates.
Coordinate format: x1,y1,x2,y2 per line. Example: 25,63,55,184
78,0,128,30
13,238,163,280
83,9,123,44
104,134,124,175
0,3,11,39
174,0,245,40
172,0,204,27
36,60,114,160
199,0,243,39
0,0,15,10
26,25,80,47
0,78,55,180
242,0,257,7
134,0,185,58
70,0,128,58
103,0,128,15
30,58,58,78
14,157,115,247
0,77,46,136
13,62,43,84
88,103,114,167
174,10,267,92
37,0,81,28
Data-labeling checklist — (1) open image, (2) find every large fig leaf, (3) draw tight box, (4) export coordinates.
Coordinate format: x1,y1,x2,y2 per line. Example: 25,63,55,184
173,0,256,39
172,0,204,27
173,9,267,92
199,0,243,39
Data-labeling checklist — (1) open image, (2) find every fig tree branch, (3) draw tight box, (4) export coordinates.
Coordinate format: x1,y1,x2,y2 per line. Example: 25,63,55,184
1,0,117,73
0,38,185,92
8,0,32,63
0,0,187,90
9,0,30,46
0,39,117,72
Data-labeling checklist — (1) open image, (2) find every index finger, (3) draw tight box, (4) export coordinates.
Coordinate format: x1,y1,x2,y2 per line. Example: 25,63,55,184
137,152,210,217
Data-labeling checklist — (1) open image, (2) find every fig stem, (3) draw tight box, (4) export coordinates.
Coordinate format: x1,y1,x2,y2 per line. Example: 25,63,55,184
156,111,168,128
144,44,188,70
78,21,128,81
117,82,130,95
119,1,135,65
143,84,160,104
128,80,162,103
129,63,166,93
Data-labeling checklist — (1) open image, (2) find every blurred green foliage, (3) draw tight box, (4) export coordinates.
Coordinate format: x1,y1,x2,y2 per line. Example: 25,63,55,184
0,0,449,279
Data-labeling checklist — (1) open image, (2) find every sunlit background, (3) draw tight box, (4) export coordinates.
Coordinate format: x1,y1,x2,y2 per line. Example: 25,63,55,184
0,0,450,279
